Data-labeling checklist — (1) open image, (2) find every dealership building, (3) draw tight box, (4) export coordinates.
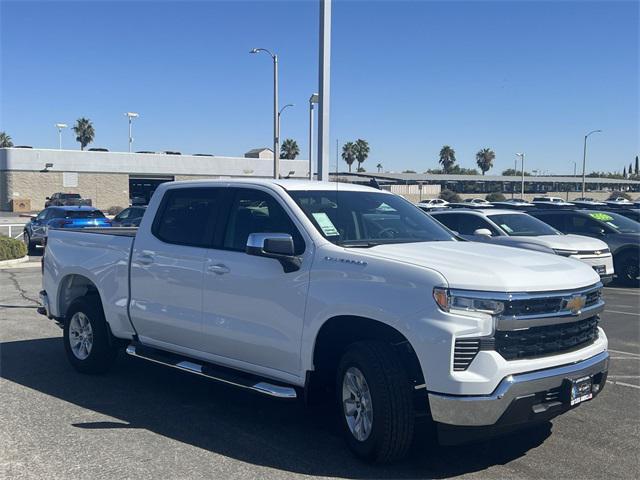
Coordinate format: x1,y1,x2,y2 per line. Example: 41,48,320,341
0,148,309,211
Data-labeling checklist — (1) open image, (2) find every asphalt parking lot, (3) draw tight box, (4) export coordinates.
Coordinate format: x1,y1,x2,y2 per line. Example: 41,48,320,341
1,263,638,479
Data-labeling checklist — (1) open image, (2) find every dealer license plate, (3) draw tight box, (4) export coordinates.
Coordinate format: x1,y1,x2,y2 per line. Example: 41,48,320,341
593,265,606,275
569,376,593,406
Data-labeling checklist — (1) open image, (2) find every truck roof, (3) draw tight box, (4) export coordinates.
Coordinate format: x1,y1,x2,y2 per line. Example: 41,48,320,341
51,205,99,211
165,178,385,193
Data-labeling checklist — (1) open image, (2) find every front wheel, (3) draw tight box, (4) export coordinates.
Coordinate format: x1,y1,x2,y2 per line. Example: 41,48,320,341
63,297,117,374
337,341,415,463
615,250,639,287
23,231,36,255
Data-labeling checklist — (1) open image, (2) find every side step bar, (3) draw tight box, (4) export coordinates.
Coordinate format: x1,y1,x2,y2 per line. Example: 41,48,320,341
125,344,297,399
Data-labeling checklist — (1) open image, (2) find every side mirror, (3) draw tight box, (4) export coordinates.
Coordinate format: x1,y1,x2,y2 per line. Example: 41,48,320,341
474,228,493,237
45,197,50,200
246,233,301,273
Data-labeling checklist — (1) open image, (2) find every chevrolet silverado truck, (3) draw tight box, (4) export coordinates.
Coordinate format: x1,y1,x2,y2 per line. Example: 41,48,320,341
39,179,609,463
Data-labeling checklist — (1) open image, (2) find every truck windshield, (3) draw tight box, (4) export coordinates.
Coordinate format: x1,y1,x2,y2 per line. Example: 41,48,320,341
589,211,640,234
63,210,105,219
288,190,456,246
489,213,560,237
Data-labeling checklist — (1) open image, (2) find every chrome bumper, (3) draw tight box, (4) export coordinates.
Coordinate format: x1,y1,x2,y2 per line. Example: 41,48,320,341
428,350,609,427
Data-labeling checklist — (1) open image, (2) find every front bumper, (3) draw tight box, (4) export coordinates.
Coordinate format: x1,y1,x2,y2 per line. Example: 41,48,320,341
428,350,608,427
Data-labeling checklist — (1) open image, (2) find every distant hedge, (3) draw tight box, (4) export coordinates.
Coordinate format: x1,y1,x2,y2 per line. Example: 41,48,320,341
485,192,506,202
0,236,27,261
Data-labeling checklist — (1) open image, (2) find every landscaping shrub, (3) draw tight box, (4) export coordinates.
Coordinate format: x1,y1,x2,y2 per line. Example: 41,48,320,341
0,236,27,261
439,189,461,203
485,192,506,202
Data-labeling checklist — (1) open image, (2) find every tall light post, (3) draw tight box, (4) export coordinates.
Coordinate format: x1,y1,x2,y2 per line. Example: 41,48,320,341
55,123,67,150
308,93,319,179
582,129,602,197
125,112,139,153
516,153,525,198
250,48,279,178
317,0,331,181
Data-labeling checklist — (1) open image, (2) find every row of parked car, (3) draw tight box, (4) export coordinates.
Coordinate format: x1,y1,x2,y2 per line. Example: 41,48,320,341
22,205,146,254
417,197,639,286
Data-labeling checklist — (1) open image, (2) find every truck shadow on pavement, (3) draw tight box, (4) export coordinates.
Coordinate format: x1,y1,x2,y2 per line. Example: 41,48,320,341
1,337,552,478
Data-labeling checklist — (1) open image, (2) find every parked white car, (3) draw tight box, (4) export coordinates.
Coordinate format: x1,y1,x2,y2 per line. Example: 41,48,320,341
430,208,614,283
417,198,449,209
39,180,609,463
532,196,575,207
605,197,633,206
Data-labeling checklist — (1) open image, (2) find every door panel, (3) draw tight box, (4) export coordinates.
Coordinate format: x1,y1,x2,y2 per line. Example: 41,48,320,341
202,187,311,376
129,187,221,350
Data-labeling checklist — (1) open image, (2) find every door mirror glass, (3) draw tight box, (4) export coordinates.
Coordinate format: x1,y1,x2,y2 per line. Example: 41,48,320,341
246,233,300,272
45,197,50,200
474,228,493,237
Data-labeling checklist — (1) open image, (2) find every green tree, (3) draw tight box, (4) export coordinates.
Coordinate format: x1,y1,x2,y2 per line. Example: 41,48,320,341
635,155,639,175
485,192,506,202
0,132,13,148
439,189,461,203
502,168,531,176
354,139,370,171
438,145,456,173
623,166,627,178
72,118,95,150
280,138,300,159
342,142,357,172
376,163,383,173
475,148,496,175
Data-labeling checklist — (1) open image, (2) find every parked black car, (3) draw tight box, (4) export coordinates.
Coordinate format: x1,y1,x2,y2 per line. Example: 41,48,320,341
530,209,640,286
44,192,92,208
611,208,640,223
111,206,146,227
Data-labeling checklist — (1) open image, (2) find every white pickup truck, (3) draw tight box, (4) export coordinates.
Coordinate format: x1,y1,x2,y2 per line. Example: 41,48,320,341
39,179,609,463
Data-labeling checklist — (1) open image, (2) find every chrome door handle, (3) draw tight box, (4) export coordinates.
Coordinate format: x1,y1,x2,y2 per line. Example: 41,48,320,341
137,254,154,266
207,264,230,275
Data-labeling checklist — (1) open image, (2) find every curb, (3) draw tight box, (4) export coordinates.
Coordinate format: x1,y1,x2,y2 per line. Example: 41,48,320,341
0,255,31,269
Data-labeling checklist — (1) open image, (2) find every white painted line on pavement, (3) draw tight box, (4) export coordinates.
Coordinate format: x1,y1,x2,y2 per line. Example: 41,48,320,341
604,287,640,294
608,349,640,357
604,309,640,316
608,375,640,379
612,381,640,390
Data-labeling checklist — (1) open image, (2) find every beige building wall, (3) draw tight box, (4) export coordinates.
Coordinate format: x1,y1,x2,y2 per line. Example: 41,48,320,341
2,171,129,211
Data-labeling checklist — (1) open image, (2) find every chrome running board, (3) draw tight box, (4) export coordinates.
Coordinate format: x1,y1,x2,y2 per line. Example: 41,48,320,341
125,344,297,399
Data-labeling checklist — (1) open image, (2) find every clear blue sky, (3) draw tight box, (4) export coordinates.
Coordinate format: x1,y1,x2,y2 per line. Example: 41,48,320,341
1,0,638,175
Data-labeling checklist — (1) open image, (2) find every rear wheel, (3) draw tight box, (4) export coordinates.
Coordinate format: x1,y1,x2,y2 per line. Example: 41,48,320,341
336,341,415,463
63,296,117,374
615,250,639,287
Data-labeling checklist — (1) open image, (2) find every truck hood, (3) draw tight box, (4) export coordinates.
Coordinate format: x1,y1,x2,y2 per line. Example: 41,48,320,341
495,234,609,252
364,241,600,292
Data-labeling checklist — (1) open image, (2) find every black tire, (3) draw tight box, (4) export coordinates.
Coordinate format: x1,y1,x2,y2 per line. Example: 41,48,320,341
615,250,640,287
63,296,117,374
336,341,415,464
23,231,36,255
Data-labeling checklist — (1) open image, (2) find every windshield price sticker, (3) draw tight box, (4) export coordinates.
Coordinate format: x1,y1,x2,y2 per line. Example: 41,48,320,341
312,212,340,236
589,213,613,222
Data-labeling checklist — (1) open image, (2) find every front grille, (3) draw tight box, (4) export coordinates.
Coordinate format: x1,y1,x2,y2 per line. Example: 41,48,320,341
503,289,601,317
453,339,480,371
495,317,599,360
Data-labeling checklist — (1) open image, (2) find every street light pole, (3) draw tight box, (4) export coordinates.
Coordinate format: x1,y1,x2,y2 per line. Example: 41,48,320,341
250,48,279,178
516,153,525,198
277,103,294,146
582,129,602,197
55,123,68,150
125,112,139,153
317,0,331,181
308,93,319,180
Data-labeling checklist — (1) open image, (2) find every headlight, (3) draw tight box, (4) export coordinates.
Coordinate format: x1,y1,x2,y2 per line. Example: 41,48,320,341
433,287,505,317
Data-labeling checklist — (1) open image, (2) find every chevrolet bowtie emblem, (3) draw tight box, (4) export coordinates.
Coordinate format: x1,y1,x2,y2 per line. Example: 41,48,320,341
565,295,587,315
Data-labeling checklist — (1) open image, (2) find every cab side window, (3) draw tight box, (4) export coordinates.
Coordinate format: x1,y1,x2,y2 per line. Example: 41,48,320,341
222,189,305,254
152,188,220,247
533,213,564,231
433,214,459,232
454,214,499,236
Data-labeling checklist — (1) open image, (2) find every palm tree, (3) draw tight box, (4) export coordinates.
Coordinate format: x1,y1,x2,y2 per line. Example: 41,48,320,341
342,142,357,172
354,139,370,171
0,132,14,148
72,117,95,150
376,163,383,173
475,148,496,175
439,145,456,173
280,138,300,159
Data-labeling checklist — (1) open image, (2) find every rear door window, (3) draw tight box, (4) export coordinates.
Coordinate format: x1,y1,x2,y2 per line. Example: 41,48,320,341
452,214,499,235
152,188,221,247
